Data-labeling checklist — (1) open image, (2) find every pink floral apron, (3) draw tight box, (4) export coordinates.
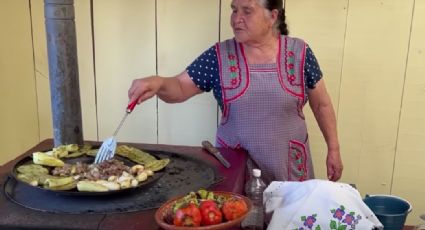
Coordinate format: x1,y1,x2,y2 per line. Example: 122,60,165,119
215,35,314,182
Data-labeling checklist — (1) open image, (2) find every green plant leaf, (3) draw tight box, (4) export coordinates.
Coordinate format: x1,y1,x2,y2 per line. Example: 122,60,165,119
330,220,337,229
337,225,347,230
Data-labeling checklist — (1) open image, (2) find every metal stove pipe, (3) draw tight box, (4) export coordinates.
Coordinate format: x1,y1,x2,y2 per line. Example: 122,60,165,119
44,0,83,146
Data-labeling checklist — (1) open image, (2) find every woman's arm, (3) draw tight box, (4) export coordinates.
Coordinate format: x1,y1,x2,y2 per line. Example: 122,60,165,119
128,70,202,104
308,79,343,181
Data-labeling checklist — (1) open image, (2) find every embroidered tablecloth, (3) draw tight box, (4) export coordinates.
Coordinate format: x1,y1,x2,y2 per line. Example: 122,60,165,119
263,179,383,230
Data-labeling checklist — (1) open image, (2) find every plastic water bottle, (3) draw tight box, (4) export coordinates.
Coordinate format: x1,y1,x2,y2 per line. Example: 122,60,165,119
242,169,267,230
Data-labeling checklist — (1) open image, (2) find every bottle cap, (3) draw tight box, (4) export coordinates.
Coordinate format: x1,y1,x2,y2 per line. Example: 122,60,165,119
253,169,261,177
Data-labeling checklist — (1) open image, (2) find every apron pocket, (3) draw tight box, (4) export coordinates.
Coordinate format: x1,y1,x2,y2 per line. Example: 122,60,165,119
288,140,308,181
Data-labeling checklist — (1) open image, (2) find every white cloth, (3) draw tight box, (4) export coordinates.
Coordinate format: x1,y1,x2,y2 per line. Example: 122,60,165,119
263,179,383,230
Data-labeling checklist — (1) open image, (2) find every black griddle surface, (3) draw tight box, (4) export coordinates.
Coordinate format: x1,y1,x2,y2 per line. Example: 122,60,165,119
4,150,217,214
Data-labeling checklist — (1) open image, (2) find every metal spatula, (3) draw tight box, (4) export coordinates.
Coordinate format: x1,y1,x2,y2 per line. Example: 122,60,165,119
94,100,138,164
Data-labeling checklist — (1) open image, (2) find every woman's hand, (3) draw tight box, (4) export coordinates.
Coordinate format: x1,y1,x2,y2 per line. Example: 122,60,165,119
128,76,164,104
326,149,343,181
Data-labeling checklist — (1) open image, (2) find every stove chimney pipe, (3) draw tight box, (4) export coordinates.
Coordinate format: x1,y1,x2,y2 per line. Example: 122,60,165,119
44,0,83,146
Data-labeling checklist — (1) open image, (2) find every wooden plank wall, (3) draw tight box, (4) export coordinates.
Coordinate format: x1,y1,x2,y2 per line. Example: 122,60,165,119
30,0,98,141
0,0,39,163
92,0,157,143
1,0,424,225
339,0,413,194
392,0,425,224
156,0,218,145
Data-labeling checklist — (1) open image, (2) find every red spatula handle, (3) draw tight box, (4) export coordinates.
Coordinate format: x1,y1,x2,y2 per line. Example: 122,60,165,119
126,100,138,113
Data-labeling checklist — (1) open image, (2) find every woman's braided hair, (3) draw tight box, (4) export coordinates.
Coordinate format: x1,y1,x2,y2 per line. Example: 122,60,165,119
260,0,288,35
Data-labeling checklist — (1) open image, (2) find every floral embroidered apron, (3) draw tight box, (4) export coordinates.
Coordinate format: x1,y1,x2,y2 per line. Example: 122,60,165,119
215,35,314,182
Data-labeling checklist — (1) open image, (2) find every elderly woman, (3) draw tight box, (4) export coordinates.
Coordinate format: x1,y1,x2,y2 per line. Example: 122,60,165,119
128,0,343,183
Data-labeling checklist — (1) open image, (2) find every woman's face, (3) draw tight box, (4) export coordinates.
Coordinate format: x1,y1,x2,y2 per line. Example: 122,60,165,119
230,0,275,44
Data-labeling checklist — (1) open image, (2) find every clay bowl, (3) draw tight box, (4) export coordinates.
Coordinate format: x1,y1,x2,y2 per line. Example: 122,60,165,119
155,191,252,230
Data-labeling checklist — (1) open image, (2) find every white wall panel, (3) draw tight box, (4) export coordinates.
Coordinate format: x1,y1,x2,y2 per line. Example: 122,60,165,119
31,0,49,80
392,0,425,224
0,0,39,164
75,0,97,141
220,0,233,40
338,0,414,193
157,0,219,145
93,0,157,144
30,0,52,140
35,73,53,140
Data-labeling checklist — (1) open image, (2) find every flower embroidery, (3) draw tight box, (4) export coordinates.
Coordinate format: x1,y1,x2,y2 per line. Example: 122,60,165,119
295,151,302,160
333,208,345,220
330,206,362,230
351,215,362,229
304,215,317,228
293,214,321,230
290,146,306,181
227,53,239,86
229,66,238,72
231,78,238,85
342,214,354,225
286,49,297,85
294,206,363,230
297,164,304,171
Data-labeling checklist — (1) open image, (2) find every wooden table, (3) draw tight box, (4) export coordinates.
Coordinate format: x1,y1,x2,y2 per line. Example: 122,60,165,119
0,139,248,230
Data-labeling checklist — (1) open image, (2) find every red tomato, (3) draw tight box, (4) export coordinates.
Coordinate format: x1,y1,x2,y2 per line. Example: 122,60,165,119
221,197,248,221
199,200,222,225
173,203,202,227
